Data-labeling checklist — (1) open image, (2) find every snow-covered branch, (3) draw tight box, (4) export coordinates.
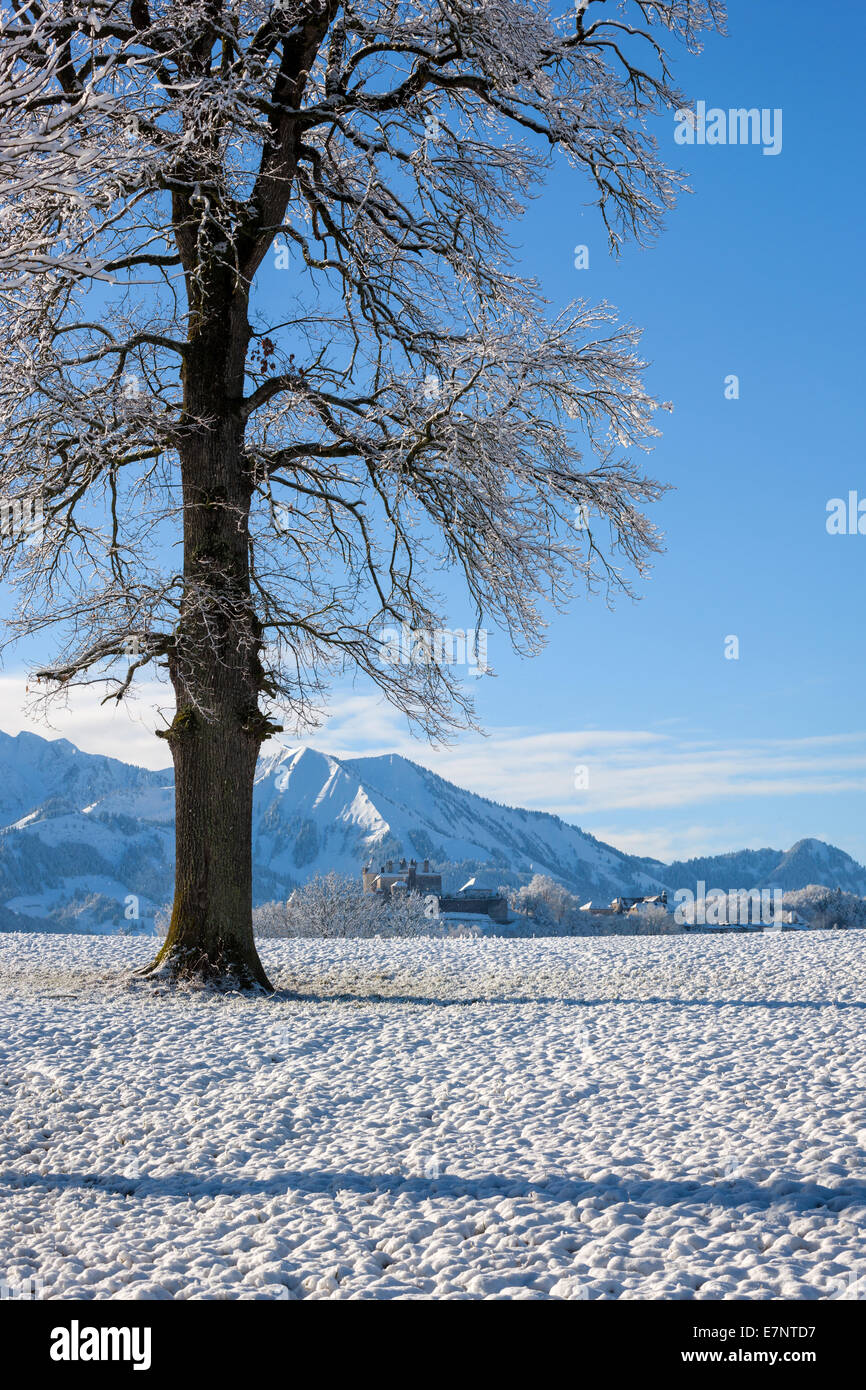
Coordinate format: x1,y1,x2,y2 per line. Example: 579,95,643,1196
0,0,722,738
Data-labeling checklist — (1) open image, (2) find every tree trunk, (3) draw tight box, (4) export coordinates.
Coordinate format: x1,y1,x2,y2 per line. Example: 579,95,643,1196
139,290,275,992
140,711,271,990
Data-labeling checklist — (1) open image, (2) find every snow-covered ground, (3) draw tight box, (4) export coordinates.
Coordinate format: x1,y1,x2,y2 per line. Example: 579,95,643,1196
1,930,865,1300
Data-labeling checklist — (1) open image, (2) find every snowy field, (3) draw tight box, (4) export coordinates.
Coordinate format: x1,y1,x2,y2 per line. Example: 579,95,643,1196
1,930,865,1301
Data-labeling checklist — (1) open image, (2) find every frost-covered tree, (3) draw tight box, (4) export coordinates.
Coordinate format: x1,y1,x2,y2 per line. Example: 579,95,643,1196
255,873,379,936
0,0,723,989
384,884,435,937
782,885,866,931
508,874,682,934
511,871,574,924
254,871,429,936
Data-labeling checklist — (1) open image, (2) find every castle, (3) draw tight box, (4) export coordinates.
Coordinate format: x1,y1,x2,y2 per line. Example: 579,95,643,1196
361,859,509,923
362,857,443,898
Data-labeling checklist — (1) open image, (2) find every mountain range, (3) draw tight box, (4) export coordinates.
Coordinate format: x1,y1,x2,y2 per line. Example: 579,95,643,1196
0,729,864,934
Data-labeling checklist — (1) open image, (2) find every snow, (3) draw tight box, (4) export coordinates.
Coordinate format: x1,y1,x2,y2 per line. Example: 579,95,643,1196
250,744,665,894
83,785,175,824
0,728,168,830
6,876,153,922
5,732,866,936
1,930,865,1300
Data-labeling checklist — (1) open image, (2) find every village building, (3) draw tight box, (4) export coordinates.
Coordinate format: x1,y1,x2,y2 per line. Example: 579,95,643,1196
619,892,669,916
362,857,443,897
579,892,669,916
361,861,509,923
439,876,510,925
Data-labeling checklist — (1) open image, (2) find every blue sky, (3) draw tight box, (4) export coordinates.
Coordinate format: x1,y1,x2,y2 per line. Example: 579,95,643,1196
321,2,866,864
3,1,865,866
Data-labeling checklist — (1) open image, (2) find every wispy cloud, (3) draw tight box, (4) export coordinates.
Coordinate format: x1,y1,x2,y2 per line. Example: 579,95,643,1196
0,674,173,770
308,695,866,820
3,676,864,861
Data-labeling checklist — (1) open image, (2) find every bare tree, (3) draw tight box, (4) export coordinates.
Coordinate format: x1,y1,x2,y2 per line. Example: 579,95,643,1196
253,872,430,937
0,0,723,990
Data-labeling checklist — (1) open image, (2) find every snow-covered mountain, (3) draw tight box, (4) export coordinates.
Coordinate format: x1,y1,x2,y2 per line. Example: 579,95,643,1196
0,729,864,933
0,729,168,826
0,730,174,935
251,745,668,900
661,839,866,896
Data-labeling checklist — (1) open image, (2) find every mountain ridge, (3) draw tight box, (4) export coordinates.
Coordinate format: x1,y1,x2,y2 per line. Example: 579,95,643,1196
0,729,864,933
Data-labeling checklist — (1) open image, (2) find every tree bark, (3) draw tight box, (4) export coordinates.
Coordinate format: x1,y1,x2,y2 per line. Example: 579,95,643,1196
142,711,270,989
139,288,275,991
